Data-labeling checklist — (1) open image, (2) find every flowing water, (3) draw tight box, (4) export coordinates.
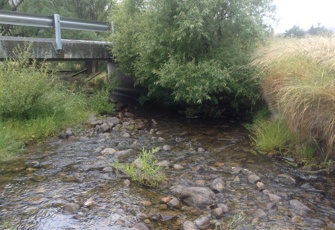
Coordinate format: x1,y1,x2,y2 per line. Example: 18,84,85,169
0,109,335,230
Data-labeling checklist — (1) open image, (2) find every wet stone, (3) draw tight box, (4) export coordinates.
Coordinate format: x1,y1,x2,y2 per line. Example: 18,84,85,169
183,220,199,230
163,145,171,151
194,215,211,230
132,222,150,230
248,174,261,184
167,197,182,209
268,193,282,203
231,166,243,174
276,174,296,185
63,203,80,213
289,199,312,212
212,207,224,219
210,178,225,193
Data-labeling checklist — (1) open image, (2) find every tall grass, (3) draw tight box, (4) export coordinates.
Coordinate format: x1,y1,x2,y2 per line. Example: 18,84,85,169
0,45,114,162
252,36,335,162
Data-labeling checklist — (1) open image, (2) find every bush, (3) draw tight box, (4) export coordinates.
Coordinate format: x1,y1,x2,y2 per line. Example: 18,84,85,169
252,36,335,162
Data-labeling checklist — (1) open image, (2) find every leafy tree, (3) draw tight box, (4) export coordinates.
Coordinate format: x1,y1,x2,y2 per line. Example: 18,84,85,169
284,25,306,38
110,0,275,116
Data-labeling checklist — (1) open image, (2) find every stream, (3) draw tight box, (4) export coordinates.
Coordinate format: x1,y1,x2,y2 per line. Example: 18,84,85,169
0,107,335,230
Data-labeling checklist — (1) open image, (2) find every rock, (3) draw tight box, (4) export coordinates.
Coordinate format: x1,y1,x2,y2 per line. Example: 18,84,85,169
30,161,41,168
156,160,170,167
275,174,296,185
107,117,120,126
268,193,282,203
63,203,80,213
84,198,95,207
212,207,224,219
254,209,267,219
210,178,225,193
102,167,113,172
134,158,145,170
163,145,171,151
136,212,148,221
159,204,168,210
161,196,173,203
141,201,152,207
114,149,135,160
167,197,182,209
101,148,117,155
233,176,240,183
124,179,131,187
231,166,243,174
183,220,199,230
197,147,205,152
248,174,261,184
289,199,312,212
256,181,265,191
194,215,211,229
291,215,303,223
173,164,184,170
122,133,130,138
132,223,150,230
217,203,228,213
171,185,216,210
99,123,110,132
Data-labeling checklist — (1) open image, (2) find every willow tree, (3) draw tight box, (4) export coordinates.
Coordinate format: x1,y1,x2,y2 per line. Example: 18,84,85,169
110,0,275,116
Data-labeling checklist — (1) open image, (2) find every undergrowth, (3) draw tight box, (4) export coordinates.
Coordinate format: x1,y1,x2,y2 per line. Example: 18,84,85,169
0,44,114,163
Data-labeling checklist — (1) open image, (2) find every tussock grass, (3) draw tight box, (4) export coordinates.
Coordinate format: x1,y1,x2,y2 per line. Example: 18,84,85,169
252,36,335,161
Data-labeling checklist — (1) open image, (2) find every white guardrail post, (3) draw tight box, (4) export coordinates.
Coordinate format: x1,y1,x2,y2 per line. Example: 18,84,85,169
0,11,110,54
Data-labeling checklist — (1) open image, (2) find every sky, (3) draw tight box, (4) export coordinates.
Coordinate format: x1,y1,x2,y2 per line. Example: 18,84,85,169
273,0,335,33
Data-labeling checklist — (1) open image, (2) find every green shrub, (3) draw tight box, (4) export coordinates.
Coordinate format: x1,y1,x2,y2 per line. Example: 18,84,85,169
114,148,166,187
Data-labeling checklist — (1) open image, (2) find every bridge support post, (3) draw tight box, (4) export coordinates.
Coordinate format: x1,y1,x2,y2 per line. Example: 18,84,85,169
106,61,113,83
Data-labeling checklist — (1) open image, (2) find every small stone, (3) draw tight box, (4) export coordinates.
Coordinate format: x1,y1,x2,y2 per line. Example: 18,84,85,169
217,203,228,213
158,137,165,141
161,196,173,203
195,180,206,186
136,212,148,221
256,181,265,190
173,164,184,170
210,178,225,192
156,160,170,167
102,167,113,172
254,209,267,219
159,204,168,210
124,179,131,187
141,201,152,207
233,176,240,183
194,215,211,229
289,199,312,212
163,145,171,151
183,220,199,230
248,174,261,184
231,166,242,174
167,197,182,209
212,207,224,219
30,161,41,168
122,133,130,138
101,148,117,155
143,219,151,224
132,222,150,230
99,123,110,132
292,215,303,223
84,198,95,207
63,203,80,213
268,193,282,203
276,174,296,185
197,147,205,152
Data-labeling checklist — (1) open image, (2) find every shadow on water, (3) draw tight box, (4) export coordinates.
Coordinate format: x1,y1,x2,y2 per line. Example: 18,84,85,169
0,102,335,229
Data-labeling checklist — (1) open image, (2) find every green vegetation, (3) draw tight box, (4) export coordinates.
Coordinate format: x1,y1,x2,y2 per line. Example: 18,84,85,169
114,148,166,187
109,0,275,117
0,46,114,163
250,36,335,167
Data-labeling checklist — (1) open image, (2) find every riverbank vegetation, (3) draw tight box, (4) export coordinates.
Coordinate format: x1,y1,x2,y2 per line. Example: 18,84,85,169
0,49,114,163
249,36,335,170
109,0,275,117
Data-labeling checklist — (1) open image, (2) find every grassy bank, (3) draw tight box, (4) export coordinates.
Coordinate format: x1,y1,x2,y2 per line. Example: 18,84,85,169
0,54,114,162
249,36,335,169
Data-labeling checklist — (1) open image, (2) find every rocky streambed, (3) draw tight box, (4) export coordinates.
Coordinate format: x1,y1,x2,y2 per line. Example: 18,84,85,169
0,109,335,230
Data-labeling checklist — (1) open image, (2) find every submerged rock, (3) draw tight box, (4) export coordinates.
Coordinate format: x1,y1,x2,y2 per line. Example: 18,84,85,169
171,185,216,209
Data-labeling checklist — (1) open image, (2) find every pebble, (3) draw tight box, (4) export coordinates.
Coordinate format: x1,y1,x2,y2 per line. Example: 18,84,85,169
268,193,282,203
276,174,296,185
163,145,171,151
183,220,199,230
132,223,150,230
101,148,116,155
173,164,184,170
289,199,312,212
248,174,261,184
122,133,130,138
63,203,80,213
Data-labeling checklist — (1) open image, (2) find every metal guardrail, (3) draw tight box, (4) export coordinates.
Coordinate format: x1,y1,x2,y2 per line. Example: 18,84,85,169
0,11,110,53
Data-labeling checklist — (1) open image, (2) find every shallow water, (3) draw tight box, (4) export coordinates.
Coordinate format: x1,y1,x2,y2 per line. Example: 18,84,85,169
0,111,334,230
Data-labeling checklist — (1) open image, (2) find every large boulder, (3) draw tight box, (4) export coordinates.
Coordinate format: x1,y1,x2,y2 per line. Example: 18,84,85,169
171,185,217,210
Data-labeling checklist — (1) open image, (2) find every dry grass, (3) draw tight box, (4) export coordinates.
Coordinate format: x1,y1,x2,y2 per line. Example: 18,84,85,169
252,36,335,159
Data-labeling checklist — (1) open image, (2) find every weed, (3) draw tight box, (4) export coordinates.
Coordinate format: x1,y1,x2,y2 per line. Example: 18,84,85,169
114,148,166,187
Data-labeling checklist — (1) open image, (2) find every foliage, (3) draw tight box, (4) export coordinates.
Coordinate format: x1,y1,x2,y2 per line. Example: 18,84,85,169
109,0,275,116
114,148,166,187
88,80,114,115
0,45,114,163
284,25,305,38
252,36,335,161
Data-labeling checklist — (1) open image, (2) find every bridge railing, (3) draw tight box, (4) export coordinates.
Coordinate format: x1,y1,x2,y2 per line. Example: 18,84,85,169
0,11,110,53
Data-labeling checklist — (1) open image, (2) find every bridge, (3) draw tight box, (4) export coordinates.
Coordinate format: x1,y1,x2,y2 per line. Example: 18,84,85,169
0,11,144,104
